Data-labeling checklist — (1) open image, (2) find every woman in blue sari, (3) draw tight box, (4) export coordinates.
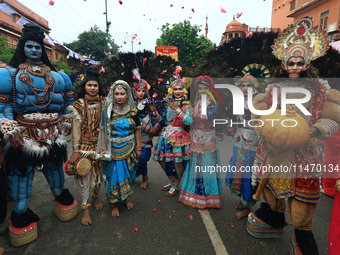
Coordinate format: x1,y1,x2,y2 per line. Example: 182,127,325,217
96,80,141,217
179,76,222,209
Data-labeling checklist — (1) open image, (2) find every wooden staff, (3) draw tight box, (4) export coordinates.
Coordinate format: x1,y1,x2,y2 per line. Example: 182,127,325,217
252,172,270,201
252,153,276,201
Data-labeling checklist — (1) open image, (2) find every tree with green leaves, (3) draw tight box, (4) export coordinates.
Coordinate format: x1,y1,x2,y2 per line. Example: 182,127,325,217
0,36,15,63
65,27,119,62
52,56,72,75
156,20,214,72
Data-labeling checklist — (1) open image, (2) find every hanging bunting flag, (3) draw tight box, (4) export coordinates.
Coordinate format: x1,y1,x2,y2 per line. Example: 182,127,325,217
0,3,18,15
16,17,31,27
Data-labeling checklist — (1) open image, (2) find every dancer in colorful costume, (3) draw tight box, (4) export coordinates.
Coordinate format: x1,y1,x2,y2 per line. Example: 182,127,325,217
246,17,340,255
325,130,340,254
153,67,192,196
179,76,221,209
0,24,78,246
328,155,340,255
322,129,340,198
68,67,106,225
225,64,269,219
132,70,162,189
96,80,141,217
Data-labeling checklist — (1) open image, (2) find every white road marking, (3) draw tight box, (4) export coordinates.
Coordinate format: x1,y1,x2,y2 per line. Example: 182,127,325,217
199,209,229,255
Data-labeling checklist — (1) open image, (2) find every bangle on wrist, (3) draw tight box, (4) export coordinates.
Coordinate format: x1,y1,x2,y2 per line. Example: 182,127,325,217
175,108,181,114
73,146,80,150
136,146,142,150
335,183,340,188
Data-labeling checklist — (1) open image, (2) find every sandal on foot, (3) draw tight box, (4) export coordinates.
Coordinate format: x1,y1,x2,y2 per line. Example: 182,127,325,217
161,183,171,191
165,187,179,197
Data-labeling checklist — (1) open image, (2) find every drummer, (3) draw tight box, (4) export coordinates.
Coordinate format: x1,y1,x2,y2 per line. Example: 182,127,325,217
68,67,106,225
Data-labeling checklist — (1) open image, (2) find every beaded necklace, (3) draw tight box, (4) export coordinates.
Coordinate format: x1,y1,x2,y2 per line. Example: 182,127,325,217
13,61,56,113
83,94,104,142
113,104,130,116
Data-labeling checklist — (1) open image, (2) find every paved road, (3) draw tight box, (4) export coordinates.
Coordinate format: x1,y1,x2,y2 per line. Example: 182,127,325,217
0,136,333,255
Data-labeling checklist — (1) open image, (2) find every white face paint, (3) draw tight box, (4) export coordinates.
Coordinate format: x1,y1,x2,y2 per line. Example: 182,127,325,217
287,57,305,79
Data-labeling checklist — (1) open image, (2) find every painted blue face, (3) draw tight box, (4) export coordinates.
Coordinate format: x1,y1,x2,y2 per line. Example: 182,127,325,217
24,40,42,61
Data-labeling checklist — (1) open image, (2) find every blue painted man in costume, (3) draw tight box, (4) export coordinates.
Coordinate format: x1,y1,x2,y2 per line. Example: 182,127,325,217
0,24,78,246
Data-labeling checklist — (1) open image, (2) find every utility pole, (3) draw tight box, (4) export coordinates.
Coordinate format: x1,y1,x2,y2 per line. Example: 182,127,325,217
105,0,111,36
103,0,112,58
205,16,208,39
105,0,108,35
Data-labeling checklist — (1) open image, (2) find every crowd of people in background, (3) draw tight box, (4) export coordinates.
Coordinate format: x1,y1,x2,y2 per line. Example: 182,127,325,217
0,17,340,255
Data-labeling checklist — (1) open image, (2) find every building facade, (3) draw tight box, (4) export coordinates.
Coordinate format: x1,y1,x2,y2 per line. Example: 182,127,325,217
220,17,280,45
272,0,340,41
0,0,68,63
220,17,249,44
271,0,295,31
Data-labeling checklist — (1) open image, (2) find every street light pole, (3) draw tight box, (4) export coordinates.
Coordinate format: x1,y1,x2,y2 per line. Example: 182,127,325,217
105,0,108,36
124,34,141,53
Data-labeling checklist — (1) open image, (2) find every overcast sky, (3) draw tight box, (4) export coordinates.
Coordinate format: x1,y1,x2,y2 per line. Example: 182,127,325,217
19,0,273,52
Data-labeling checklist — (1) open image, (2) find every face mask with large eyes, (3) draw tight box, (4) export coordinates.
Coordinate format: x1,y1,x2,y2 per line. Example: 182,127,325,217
24,40,42,61
287,57,306,79
287,61,305,68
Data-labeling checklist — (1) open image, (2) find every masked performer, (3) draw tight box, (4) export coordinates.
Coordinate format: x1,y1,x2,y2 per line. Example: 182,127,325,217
0,24,77,246
246,17,340,255
153,68,192,197
67,67,106,225
96,80,141,217
132,70,162,189
225,64,269,219
179,76,221,209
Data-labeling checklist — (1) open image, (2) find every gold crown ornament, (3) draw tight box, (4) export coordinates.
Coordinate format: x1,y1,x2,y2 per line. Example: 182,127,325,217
110,80,131,98
272,17,329,71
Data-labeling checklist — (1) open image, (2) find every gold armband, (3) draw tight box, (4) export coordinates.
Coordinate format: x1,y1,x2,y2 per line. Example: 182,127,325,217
0,94,9,103
66,91,75,98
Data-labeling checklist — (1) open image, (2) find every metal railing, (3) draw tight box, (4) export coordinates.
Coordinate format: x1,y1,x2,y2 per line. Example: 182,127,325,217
248,27,280,33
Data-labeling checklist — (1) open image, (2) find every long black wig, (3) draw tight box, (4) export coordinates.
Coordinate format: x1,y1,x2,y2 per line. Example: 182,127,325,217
8,23,55,71
77,66,105,99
